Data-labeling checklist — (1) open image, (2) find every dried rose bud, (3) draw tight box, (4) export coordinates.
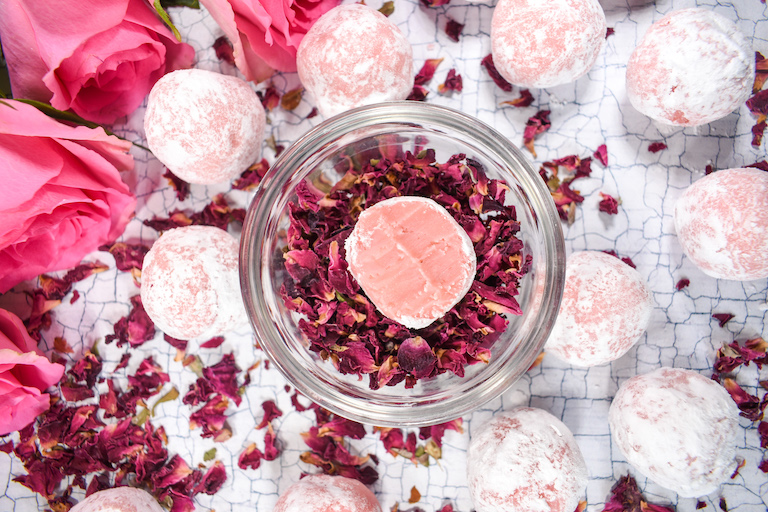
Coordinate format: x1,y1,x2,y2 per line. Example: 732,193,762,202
397,337,438,379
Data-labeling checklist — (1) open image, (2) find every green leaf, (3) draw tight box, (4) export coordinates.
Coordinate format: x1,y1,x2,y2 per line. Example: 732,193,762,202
161,0,200,8
378,1,395,17
203,448,217,462
151,387,180,416
153,0,182,42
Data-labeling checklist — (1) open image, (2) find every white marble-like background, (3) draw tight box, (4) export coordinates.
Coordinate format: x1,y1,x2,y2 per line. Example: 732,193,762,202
1,0,767,511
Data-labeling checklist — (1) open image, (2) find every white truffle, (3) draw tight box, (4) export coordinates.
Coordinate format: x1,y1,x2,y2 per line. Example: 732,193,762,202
274,474,382,512
145,68,266,184
467,407,588,512
545,251,653,367
297,4,414,118
626,8,754,126
141,225,247,340
609,367,740,497
70,487,164,512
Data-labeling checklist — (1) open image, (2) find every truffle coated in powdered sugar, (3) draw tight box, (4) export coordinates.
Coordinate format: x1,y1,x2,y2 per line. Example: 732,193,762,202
674,168,768,281
140,225,247,341
70,487,165,512
544,251,653,367
296,4,413,118
490,0,606,88
273,474,382,512
608,367,740,498
144,68,266,185
626,8,754,126
467,407,588,512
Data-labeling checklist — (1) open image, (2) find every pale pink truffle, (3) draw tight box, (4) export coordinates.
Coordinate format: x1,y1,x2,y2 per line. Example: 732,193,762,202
545,251,653,367
626,9,754,126
297,4,414,118
141,225,247,340
144,69,266,184
344,196,476,329
70,487,164,512
274,474,382,512
674,168,768,281
467,407,588,512
490,0,606,88
609,367,740,497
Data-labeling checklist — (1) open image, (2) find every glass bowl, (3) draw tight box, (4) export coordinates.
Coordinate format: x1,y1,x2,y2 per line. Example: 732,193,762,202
240,102,565,427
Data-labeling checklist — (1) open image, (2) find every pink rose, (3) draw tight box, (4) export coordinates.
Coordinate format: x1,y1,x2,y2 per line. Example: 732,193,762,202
200,0,341,83
0,0,195,125
0,100,137,293
0,308,65,436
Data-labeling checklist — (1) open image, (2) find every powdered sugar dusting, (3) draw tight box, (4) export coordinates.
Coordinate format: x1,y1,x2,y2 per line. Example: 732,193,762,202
70,487,164,512
344,196,477,329
544,251,653,367
140,225,247,340
626,8,754,126
144,68,265,184
490,0,606,88
608,367,740,497
674,168,768,281
274,474,382,512
467,407,588,512
297,4,413,118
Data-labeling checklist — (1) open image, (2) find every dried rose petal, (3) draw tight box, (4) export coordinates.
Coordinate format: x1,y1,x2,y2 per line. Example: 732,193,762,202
263,430,280,460
163,169,190,201
415,58,443,86
598,192,620,214
238,443,263,470
706,164,715,175
213,36,235,65
648,142,667,153
233,159,270,191
603,474,674,512
258,86,280,111
202,353,243,406
164,334,188,352
712,313,735,328
420,0,450,7
99,242,150,273
281,87,304,111
105,295,156,347
758,421,768,449
722,378,763,421
501,89,534,108
200,336,225,349
606,27,615,37
753,118,767,147
747,89,768,116
523,110,551,157
407,85,429,102
438,69,463,94
256,400,283,429
675,278,690,291
195,460,227,495
445,19,463,42
594,144,608,166
481,54,513,92
307,107,319,119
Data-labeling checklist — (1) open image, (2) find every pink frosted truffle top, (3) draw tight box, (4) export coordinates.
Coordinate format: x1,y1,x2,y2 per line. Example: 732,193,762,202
466,407,588,512
273,474,382,512
674,168,768,281
626,8,754,126
609,367,740,497
544,251,653,367
490,0,606,88
70,487,164,512
141,225,247,340
297,4,413,118
144,68,266,184
344,196,476,329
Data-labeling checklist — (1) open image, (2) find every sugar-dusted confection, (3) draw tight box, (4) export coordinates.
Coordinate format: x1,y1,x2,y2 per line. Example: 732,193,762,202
344,196,476,329
274,474,382,512
296,4,413,118
490,0,606,88
467,407,588,512
144,68,265,184
141,225,247,340
609,367,740,497
70,487,164,512
674,168,768,281
626,9,754,126
545,251,653,367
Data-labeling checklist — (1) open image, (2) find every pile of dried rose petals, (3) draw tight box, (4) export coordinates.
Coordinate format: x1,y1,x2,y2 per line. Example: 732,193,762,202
602,474,674,512
538,152,597,224
280,148,530,389
712,337,768,472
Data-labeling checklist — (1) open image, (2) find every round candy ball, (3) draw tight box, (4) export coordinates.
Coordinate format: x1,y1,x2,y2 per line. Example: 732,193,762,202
490,0,606,88
467,407,588,512
674,168,768,281
297,4,413,118
145,68,265,184
141,225,247,340
609,367,740,497
544,251,653,367
626,8,754,126
274,474,382,512
70,487,164,512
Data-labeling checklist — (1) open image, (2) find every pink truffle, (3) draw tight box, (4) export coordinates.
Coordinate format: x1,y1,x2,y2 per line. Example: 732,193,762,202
144,69,265,184
544,251,653,367
141,225,247,340
467,407,588,512
490,0,606,88
674,168,768,281
344,196,476,329
274,474,382,512
609,367,740,497
297,4,413,118
70,487,164,512
626,9,754,126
